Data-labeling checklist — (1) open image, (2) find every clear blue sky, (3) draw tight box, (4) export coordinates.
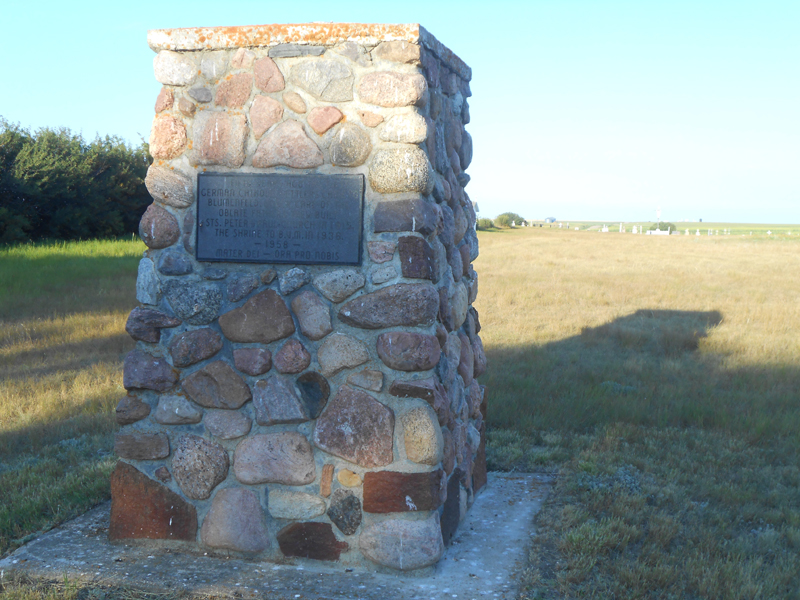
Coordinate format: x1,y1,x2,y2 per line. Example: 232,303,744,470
2,0,797,223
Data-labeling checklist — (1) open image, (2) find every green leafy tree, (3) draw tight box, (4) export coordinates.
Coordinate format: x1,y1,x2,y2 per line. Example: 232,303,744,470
476,218,495,230
494,212,527,228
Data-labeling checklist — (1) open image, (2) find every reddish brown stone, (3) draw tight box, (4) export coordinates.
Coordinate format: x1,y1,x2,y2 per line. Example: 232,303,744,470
149,115,187,159
273,339,311,374
363,470,444,513
139,204,180,250
155,87,174,113
398,236,434,280
114,432,169,460
215,73,252,107
177,97,195,117
457,333,474,386
123,350,178,391
338,283,439,329
277,522,348,561
389,376,437,402
115,394,151,425
250,95,283,138
109,462,197,541
373,197,439,236
189,112,248,168
181,361,252,409
313,385,394,468
169,328,223,367
125,307,180,343
219,289,295,344
291,291,332,341
252,120,323,169
377,332,440,372
233,347,272,376
307,106,343,134
320,463,334,497
254,56,285,92
367,240,396,263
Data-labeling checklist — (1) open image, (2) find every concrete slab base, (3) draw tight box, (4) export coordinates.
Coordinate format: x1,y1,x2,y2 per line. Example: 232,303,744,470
0,473,551,599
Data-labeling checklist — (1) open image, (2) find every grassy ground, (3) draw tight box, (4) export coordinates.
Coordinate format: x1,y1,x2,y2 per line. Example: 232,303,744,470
0,238,144,558
477,227,800,598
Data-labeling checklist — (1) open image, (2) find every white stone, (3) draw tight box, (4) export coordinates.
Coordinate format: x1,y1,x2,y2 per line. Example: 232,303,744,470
268,490,326,520
153,395,202,425
153,51,197,86
379,113,428,144
317,333,370,376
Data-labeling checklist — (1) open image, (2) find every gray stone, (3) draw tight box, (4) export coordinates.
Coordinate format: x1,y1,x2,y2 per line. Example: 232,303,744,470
115,394,151,425
153,51,196,86
450,282,468,330
330,123,372,167
114,432,169,460
377,332,441,371
253,375,308,425
278,267,310,294
346,369,383,392
201,488,269,553
254,57,285,92
402,405,444,465
369,264,396,284
269,44,325,58
188,112,248,168
359,513,444,571
169,328,223,367
157,250,193,276
139,204,180,250
204,409,252,440
316,334,370,376
457,172,470,188
163,280,222,326
313,385,394,468
465,226,480,262
268,490,326,520
200,51,228,81
260,268,277,284
379,113,428,144
227,273,260,302
291,291,332,340
182,211,194,255
358,72,427,107
434,122,449,174
219,290,295,343
145,165,194,209
369,145,431,194
252,120,323,169
312,269,365,303
338,283,439,329
331,41,371,66
203,268,227,280
188,87,213,103
289,60,354,102
136,258,160,305
182,361,252,409
172,435,229,500
232,348,272,376
125,307,180,343
473,336,487,378
327,489,362,535
453,205,469,245
233,432,316,485
153,395,203,425
374,197,440,236
123,350,178,392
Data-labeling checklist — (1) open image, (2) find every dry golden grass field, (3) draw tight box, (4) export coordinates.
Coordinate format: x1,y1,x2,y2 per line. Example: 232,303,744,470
1,229,799,599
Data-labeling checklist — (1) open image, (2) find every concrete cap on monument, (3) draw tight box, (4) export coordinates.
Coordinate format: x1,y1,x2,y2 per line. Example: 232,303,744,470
273,339,312,374
338,283,439,329
171,434,229,500
169,328,223,367
233,432,316,485
358,72,427,107
145,165,194,209
201,487,270,553
109,462,197,541
289,60,354,102
139,204,180,250
252,375,309,425
181,360,252,409
163,280,223,326
204,409,252,439
312,269,365,303
252,120,323,169
291,291,333,341
123,350,178,392
125,307,181,343
219,290,295,344
313,385,394,468
377,332,441,371
359,513,444,571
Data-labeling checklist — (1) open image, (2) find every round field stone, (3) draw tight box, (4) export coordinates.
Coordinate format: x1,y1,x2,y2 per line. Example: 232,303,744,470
189,87,213,103
283,91,307,113
201,488,269,553
233,432,316,485
312,269,365,303
219,289,295,344
358,71,427,108
145,164,194,209
368,145,431,194
123,349,178,392
330,123,372,167
402,405,444,465
379,112,428,144
253,375,308,425
189,111,248,168
125,307,181,343
316,333,370,376
268,490,326,520
289,60,353,101
153,395,203,425
163,280,223,326
204,409,252,439
273,339,311,374
181,360,252,409
149,115,187,159
307,106,343,134
115,394,151,425
338,283,439,329
139,204,180,250
153,50,196,86
377,332,441,371
169,328,223,367
171,434,229,500
291,291,332,341
360,514,444,571
232,347,272,376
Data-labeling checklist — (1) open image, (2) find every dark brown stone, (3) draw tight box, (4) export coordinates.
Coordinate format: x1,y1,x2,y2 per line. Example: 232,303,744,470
363,470,444,513
296,371,330,419
233,347,272,376
327,489,362,535
114,433,170,461
139,204,180,250
447,245,463,282
253,375,308,425
377,332,440,371
115,394,151,425
109,462,197,541
277,522,348,561
123,350,178,392
389,377,437,402
181,361,252,409
457,333,474,386
169,328,223,367
273,339,311,374
398,236,434,280
313,385,394,468
338,283,438,329
440,470,462,546
219,290,295,343
374,197,439,236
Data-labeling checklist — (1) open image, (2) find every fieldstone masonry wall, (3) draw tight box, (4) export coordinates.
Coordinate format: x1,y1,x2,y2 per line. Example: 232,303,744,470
113,23,485,572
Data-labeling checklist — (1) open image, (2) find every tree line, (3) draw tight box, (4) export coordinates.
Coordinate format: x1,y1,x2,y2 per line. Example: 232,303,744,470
0,118,152,245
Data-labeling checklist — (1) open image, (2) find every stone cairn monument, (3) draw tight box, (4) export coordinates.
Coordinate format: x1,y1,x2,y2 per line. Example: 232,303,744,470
113,23,484,572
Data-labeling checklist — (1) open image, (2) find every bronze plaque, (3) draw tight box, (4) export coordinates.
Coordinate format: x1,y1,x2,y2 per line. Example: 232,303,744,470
196,173,363,265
